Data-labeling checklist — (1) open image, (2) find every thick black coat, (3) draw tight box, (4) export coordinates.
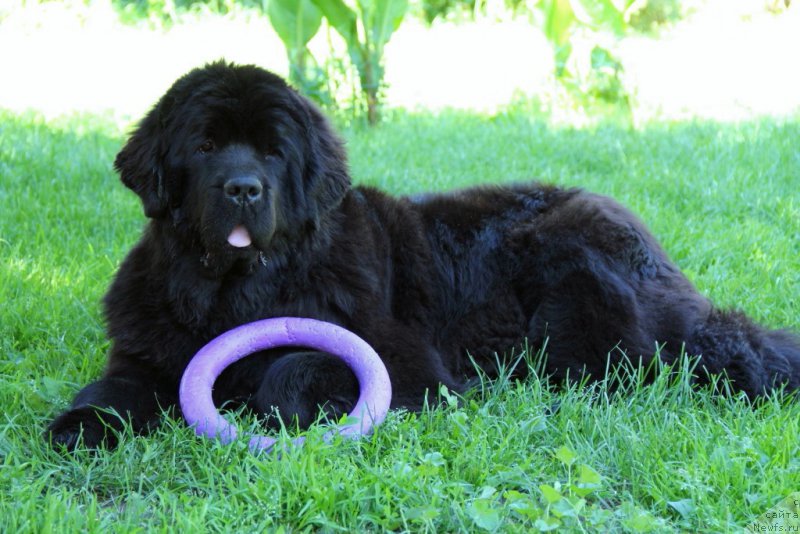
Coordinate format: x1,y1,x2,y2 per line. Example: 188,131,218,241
47,62,800,449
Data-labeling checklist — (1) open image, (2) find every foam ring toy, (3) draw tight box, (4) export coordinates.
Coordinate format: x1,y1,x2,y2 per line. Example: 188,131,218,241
179,317,392,452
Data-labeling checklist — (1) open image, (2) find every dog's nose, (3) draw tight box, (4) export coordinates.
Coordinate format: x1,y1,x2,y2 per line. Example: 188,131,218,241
224,176,263,205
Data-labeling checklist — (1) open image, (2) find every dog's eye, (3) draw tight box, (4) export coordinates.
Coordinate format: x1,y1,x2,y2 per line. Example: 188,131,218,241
197,140,215,154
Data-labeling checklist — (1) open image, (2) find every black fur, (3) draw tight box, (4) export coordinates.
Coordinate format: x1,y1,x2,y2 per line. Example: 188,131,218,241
46,62,800,450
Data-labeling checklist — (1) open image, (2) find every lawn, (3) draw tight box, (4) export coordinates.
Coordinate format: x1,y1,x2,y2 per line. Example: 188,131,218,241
1,108,798,532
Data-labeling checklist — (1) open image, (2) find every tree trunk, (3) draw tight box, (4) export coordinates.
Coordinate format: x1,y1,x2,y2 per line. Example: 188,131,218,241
361,54,380,126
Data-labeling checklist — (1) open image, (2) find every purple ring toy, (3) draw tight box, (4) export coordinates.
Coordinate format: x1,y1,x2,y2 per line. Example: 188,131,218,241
179,317,392,452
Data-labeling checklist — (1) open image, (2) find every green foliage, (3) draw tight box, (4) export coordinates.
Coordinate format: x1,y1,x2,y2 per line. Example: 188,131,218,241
551,43,630,121
2,109,800,531
534,0,635,116
312,0,409,124
628,0,684,34
266,0,323,55
265,0,330,104
573,0,632,35
539,0,574,78
112,0,266,26
106,0,408,122
533,0,690,109
415,0,476,23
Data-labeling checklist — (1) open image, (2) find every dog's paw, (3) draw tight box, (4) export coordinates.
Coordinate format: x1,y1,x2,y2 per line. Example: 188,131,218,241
254,351,358,431
45,406,115,451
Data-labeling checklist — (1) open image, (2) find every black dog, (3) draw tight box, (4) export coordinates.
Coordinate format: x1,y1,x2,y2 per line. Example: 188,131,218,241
47,62,800,449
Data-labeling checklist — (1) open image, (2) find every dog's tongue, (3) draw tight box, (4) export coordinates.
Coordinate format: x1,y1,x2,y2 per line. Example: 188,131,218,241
227,225,252,248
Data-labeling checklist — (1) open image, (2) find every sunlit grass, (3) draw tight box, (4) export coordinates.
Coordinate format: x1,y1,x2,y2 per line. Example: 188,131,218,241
1,108,799,531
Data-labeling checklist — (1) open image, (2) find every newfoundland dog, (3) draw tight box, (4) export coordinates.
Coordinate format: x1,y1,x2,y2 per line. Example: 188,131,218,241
47,61,800,450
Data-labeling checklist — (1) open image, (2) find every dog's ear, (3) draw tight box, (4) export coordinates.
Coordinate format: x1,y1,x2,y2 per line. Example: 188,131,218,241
114,107,169,219
297,97,351,227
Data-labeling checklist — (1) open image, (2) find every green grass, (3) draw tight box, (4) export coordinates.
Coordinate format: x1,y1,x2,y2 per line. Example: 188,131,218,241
1,108,798,532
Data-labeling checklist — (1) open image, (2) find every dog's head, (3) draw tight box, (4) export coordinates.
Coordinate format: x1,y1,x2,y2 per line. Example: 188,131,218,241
114,61,350,273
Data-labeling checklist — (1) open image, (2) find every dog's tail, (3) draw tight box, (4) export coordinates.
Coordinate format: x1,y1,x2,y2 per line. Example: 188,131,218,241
685,308,800,398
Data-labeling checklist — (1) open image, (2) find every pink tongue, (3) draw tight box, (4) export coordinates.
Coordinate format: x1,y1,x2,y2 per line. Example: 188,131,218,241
227,225,252,248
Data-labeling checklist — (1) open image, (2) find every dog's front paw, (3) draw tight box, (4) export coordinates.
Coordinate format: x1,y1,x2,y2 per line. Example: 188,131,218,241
45,406,116,451
254,351,358,430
